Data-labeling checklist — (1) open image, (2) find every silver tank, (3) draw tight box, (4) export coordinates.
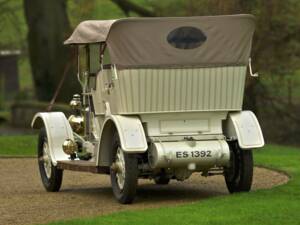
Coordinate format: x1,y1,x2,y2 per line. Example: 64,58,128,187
148,140,230,169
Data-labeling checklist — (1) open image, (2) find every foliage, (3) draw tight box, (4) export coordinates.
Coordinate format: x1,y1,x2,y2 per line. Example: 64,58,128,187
145,0,300,79
2,0,300,94
68,0,98,25
11,100,70,112
0,109,9,123
43,145,300,225
1,0,300,144
0,0,27,50
110,0,155,16
140,0,300,143
0,0,33,91
68,0,149,25
0,135,36,156
0,74,4,109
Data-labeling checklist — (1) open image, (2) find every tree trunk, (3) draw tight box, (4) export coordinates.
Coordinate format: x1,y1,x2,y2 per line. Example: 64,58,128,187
24,0,79,103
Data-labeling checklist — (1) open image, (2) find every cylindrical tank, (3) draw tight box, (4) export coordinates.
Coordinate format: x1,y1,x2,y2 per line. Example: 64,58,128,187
148,140,230,169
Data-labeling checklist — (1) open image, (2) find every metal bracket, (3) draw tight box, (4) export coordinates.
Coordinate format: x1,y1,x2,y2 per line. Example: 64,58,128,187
111,64,118,80
249,58,259,77
104,101,111,116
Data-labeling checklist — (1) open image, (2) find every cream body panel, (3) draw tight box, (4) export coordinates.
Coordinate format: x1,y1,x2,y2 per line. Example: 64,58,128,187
94,115,105,135
91,70,110,114
92,66,247,115
31,112,73,165
160,119,210,133
140,112,227,137
224,111,265,149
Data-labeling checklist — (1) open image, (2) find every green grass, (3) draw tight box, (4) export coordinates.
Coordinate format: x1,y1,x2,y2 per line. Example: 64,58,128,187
0,135,36,156
0,136,299,224
42,145,300,225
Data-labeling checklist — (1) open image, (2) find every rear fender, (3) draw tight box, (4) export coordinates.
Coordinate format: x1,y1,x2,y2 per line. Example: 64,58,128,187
101,115,147,153
98,115,147,166
224,111,264,149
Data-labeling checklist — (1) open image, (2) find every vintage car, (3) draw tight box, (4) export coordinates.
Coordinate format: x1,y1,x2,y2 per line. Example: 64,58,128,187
31,14,264,204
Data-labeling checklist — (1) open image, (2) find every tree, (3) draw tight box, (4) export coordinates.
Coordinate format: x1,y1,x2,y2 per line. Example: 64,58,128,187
139,0,300,109
23,0,79,103
111,0,155,16
110,0,300,144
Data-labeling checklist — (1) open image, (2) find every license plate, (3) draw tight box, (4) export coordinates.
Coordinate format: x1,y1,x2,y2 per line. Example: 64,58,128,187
175,150,212,158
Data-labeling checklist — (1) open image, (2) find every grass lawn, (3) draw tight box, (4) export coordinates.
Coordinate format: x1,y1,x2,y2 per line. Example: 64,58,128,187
0,135,36,156
42,145,300,225
1,137,298,225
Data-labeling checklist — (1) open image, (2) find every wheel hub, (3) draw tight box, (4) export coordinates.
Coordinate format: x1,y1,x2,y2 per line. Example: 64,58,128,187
115,147,125,190
43,142,52,178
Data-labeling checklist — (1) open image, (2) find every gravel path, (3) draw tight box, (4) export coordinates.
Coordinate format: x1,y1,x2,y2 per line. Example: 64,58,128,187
0,158,289,225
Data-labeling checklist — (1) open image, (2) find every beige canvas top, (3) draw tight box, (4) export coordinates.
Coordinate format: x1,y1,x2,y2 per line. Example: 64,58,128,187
65,15,256,68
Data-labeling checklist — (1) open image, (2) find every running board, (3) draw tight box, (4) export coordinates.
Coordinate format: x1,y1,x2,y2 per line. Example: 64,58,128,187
57,160,110,174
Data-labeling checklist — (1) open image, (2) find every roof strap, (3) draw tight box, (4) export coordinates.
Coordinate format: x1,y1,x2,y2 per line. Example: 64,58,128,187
99,43,107,67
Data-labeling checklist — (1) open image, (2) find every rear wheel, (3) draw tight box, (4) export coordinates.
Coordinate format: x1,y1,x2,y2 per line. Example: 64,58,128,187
38,128,63,192
110,132,138,204
224,142,253,193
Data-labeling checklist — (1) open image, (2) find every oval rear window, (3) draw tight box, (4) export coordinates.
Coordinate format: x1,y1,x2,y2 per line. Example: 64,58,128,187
167,26,207,49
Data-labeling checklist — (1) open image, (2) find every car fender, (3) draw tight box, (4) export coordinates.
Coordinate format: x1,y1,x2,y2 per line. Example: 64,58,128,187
224,111,264,149
101,115,148,153
31,112,73,165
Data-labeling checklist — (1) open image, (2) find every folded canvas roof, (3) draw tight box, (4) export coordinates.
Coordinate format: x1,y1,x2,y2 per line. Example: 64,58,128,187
65,15,255,68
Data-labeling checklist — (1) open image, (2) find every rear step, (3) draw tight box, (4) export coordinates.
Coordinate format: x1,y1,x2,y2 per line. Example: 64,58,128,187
57,160,110,174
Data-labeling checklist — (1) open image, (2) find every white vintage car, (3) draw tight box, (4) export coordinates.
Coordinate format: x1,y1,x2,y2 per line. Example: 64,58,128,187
32,14,264,204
